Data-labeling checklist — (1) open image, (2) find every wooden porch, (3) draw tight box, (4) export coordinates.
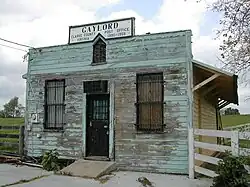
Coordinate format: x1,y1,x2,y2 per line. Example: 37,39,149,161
192,59,239,168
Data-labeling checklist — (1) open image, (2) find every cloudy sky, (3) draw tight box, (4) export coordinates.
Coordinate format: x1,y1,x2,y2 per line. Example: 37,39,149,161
0,0,249,113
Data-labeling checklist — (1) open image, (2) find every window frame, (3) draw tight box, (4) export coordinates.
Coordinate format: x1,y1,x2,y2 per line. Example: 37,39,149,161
92,37,107,65
135,72,165,132
44,79,66,131
83,80,108,94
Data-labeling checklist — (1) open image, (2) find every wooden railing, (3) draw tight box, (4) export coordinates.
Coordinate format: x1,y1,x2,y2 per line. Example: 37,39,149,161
224,123,250,132
0,124,25,156
193,128,250,178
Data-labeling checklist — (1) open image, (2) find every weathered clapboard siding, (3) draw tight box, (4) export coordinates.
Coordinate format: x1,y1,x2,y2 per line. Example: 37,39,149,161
28,31,190,75
25,30,192,174
112,66,189,173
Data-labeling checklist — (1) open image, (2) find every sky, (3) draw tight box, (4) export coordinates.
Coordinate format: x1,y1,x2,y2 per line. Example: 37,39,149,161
0,0,249,114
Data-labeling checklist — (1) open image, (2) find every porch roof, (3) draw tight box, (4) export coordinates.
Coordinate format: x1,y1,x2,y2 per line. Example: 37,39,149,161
192,59,238,107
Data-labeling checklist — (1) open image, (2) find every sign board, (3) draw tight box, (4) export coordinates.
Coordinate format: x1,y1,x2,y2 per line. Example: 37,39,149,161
68,17,135,44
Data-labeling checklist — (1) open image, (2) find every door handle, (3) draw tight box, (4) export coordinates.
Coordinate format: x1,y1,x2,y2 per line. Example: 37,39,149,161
104,125,108,129
90,121,92,127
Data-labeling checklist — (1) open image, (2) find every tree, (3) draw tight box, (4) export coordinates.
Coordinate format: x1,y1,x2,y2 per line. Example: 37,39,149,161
0,110,5,118
3,96,19,117
186,0,250,75
224,107,240,115
15,104,25,117
210,0,250,76
186,0,250,105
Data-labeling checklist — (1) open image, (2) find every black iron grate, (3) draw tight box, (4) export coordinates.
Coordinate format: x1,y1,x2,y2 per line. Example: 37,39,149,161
44,79,66,130
93,39,106,64
135,72,164,132
91,99,109,121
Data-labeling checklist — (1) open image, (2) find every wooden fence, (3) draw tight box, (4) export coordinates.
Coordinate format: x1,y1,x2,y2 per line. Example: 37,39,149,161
193,128,250,178
224,123,250,132
0,124,24,156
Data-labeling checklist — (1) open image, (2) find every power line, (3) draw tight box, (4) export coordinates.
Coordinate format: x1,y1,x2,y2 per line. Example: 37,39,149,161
0,43,28,52
0,37,34,49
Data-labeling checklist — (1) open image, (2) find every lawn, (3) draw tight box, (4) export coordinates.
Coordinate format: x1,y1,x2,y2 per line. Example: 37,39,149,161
221,114,250,149
0,117,24,125
0,129,19,135
0,138,19,143
221,114,250,127
0,118,24,153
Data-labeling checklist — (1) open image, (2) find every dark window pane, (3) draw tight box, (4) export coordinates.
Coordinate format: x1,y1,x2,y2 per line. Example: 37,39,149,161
92,99,109,120
84,80,108,93
136,73,164,132
93,39,106,64
44,79,65,129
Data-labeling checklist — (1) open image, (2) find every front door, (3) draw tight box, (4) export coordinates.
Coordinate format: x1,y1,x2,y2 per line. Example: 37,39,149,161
86,94,109,157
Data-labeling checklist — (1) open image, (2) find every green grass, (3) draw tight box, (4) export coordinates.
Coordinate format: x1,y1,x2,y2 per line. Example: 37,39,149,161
240,140,250,148
0,145,18,152
0,138,19,143
0,118,23,152
221,114,250,149
221,114,250,127
0,129,19,135
0,117,24,125
224,139,250,149
0,137,19,152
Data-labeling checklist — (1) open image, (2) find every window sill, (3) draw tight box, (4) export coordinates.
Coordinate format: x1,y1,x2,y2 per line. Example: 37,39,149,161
91,62,107,66
134,131,165,135
43,129,64,133
134,124,166,134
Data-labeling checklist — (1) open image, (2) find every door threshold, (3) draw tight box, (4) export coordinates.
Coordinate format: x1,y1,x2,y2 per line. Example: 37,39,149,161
84,156,110,161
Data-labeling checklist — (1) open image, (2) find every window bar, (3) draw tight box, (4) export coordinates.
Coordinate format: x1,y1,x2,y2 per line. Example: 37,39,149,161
54,82,57,128
149,80,152,130
135,73,164,132
43,79,65,130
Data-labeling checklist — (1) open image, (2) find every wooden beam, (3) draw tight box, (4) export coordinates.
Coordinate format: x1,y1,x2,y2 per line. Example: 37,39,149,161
192,74,220,92
194,141,231,152
218,99,226,105
219,100,226,106
219,101,230,109
194,129,232,138
188,128,195,179
195,153,222,165
218,100,227,108
195,166,218,178
198,93,202,154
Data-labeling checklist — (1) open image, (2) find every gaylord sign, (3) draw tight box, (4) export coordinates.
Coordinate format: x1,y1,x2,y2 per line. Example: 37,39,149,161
68,17,135,44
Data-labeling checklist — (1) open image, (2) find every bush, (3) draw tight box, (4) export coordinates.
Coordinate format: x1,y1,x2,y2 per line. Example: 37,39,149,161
41,149,60,171
211,151,249,187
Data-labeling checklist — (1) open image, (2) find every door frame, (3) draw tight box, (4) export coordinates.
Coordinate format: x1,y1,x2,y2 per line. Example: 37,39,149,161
82,80,115,160
86,93,110,157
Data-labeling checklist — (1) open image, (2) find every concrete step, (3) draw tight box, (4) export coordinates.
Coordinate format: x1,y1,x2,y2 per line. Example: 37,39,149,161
59,159,116,179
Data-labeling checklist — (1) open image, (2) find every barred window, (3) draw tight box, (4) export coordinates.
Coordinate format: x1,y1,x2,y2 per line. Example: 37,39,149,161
92,38,106,64
44,79,65,130
136,73,164,132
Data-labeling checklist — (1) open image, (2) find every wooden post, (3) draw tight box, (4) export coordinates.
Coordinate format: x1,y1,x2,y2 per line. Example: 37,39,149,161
231,131,239,156
189,128,195,179
19,125,25,157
